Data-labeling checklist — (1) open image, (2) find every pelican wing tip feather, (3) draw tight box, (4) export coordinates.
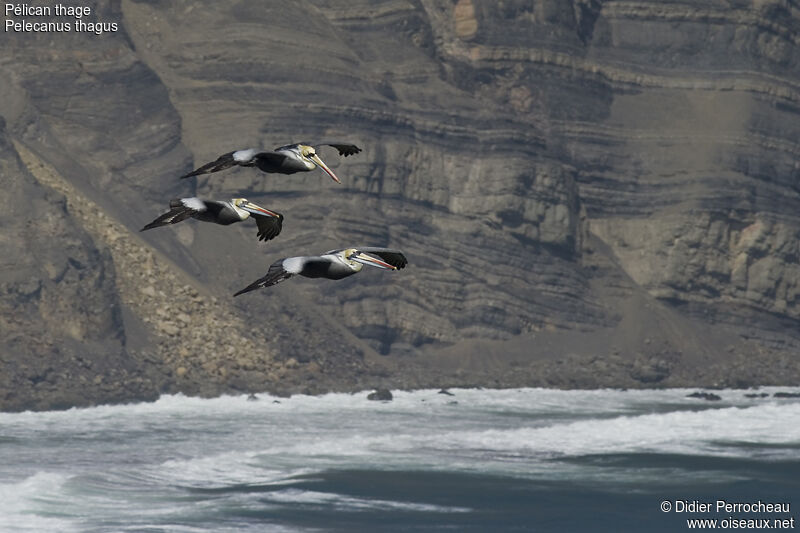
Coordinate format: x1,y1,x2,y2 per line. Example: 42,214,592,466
255,213,284,242
356,248,408,270
315,142,362,157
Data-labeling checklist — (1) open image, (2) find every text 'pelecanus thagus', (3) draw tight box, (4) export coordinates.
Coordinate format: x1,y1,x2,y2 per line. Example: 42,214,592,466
141,197,283,242
233,247,407,296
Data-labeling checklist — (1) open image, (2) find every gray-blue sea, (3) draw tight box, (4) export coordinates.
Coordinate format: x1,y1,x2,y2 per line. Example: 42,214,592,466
1,387,799,532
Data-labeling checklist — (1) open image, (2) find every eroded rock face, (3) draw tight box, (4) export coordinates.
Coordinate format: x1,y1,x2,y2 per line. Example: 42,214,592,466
548,1,800,350
1,1,188,205
119,0,602,351
0,122,159,410
1,0,799,409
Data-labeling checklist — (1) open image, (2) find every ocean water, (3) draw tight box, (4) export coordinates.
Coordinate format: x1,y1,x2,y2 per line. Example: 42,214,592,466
1,387,798,532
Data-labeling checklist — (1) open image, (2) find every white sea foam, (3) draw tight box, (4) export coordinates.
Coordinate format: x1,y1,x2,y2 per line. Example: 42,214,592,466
0,472,78,533
221,403,799,481
157,450,314,489
264,488,471,513
1,387,798,532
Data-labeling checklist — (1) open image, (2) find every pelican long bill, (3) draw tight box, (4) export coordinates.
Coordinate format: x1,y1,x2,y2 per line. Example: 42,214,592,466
352,251,397,270
241,201,280,218
308,153,341,184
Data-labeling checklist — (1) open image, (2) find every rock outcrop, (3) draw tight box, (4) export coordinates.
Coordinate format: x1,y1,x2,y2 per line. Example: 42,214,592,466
1,0,799,410
0,121,157,410
367,388,394,401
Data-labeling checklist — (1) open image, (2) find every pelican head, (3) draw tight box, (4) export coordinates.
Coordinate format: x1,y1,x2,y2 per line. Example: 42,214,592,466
344,248,398,271
299,144,341,184
232,198,280,219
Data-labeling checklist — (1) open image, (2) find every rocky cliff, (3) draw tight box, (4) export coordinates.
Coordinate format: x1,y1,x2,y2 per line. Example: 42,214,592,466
1,0,799,410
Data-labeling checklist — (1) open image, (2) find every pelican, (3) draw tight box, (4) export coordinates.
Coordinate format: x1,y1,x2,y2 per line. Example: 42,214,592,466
234,247,407,296
179,142,361,183
141,197,283,242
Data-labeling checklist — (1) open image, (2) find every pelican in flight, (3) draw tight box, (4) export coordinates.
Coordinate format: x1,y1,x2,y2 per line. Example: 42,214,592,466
179,142,361,183
142,197,283,242
234,247,407,296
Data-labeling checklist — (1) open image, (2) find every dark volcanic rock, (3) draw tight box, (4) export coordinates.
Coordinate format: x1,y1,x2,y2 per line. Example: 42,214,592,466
687,392,722,402
367,389,393,401
773,392,800,399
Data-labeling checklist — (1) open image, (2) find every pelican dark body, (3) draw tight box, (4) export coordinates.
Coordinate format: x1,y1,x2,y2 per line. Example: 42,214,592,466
299,258,356,279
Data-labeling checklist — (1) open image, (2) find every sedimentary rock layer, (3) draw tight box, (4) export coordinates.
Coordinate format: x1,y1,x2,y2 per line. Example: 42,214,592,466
1,0,799,409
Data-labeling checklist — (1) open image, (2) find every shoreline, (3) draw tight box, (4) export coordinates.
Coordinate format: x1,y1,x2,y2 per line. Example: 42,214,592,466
4,381,800,414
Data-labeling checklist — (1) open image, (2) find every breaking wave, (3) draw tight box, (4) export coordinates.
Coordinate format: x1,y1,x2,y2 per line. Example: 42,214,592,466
1,387,798,531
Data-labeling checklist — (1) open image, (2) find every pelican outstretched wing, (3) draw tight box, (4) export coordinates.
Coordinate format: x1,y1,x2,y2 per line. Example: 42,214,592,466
313,142,362,157
253,211,284,242
141,198,206,231
233,260,294,296
354,247,408,269
180,149,257,179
